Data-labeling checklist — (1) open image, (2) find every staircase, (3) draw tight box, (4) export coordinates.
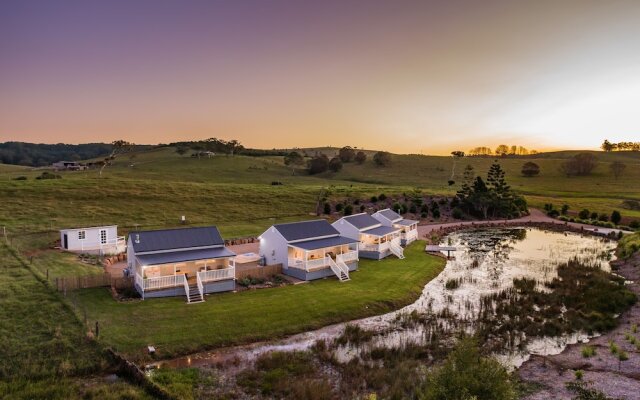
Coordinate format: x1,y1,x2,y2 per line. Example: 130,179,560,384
184,277,204,304
327,257,350,282
390,241,405,259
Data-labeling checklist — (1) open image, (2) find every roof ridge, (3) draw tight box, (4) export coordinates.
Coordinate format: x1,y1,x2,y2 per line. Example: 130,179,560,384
135,225,219,233
274,219,327,227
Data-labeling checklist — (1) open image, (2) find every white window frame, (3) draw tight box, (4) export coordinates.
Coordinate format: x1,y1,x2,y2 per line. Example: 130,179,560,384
78,231,86,240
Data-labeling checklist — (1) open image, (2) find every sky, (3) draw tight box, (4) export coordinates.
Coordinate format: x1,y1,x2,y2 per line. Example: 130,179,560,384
1,0,639,155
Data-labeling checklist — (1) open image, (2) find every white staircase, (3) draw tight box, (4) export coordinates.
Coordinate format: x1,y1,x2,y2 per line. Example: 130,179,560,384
184,276,204,304
327,257,350,282
390,240,405,259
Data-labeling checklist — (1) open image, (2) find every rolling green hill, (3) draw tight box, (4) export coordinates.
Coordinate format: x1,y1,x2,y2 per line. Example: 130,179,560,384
0,147,638,242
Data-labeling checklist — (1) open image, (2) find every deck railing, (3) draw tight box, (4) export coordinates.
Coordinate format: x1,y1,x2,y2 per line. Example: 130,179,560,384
288,256,328,271
143,274,185,291
80,236,126,251
197,267,235,283
359,241,391,252
401,230,418,241
337,250,358,263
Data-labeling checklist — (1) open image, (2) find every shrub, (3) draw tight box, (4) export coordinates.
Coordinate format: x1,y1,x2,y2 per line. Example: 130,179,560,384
421,337,516,400
359,205,365,212
560,153,597,176
578,209,590,219
561,204,570,215
373,151,392,167
392,202,401,213
521,162,540,177
12,176,27,180
323,202,331,215
421,212,428,219
630,220,640,230
452,208,463,219
379,193,387,201
370,196,378,203
36,171,62,180
400,203,409,214
354,151,367,164
598,213,609,222
307,155,330,174
574,370,584,380
335,203,344,212
328,157,343,172
409,204,417,214
581,346,596,358
432,209,440,219
590,212,599,220
343,204,353,216
611,210,622,225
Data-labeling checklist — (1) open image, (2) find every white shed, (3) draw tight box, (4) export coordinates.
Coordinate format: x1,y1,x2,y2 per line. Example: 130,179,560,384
59,225,125,255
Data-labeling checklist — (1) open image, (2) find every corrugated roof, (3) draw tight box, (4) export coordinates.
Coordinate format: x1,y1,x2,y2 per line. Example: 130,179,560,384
342,213,380,230
377,208,402,222
395,219,418,226
362,226,400,237
288,236,358,251
130,226,224,253
273,220,338,242
137,247,235,266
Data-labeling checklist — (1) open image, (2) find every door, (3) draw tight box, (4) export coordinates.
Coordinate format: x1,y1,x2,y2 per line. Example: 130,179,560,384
63,234,68,249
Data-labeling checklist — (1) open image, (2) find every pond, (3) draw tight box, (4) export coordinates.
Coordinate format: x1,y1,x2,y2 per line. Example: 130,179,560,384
151,227,617,371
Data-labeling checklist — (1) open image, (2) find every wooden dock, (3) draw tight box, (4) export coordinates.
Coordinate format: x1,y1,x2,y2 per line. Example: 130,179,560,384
425,245,458,258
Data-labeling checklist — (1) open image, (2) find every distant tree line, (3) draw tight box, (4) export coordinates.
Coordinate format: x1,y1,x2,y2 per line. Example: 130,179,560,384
602,139,640,152
0,142,151,167
467,145,537,157
171,138,245,156
283,146,390,175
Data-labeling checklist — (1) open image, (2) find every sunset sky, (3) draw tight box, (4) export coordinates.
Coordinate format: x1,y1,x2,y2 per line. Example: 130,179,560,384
1,0,639,154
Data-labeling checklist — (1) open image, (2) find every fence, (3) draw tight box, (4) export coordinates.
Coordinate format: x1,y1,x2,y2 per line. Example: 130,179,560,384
54,273,133,291
235,263,282,280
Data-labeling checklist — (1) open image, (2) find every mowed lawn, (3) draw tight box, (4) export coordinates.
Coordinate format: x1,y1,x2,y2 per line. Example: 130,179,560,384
77,241,444,361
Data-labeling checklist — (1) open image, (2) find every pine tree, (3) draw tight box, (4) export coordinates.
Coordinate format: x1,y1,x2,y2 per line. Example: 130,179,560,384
486,161,512,217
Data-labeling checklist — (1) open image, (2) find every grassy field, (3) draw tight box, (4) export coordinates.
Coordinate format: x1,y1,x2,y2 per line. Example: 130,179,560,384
76,241,444,361
0,244,152,399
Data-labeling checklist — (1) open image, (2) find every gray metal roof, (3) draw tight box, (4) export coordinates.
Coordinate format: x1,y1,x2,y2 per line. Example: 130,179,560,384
342,213,380,230
395,219,418,226
377,208,402,222
130,226,224,253
273,220,338,242
362,225,400,237
136,247,236,266
288,236,358,251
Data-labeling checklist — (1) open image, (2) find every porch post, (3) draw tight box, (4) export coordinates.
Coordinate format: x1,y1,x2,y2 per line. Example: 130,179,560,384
305,250,309,271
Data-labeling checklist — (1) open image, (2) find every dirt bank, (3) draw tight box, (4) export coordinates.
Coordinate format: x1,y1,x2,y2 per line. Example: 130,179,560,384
519,252,640,400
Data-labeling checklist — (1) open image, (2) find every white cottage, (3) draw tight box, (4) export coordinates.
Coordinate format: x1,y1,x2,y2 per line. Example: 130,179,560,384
128,225,236,302
59,225,125,255
259,220,358,282
372,209,419,246
332,213,403,259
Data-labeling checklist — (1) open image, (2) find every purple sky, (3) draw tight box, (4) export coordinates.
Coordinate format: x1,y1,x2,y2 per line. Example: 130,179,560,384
2,0,640,153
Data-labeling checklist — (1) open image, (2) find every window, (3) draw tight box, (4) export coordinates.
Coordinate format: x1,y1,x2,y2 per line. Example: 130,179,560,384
78,231,86,240
100,229,107,244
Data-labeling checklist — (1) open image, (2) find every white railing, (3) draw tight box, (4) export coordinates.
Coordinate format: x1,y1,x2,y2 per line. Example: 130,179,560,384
196,273,204,299
288,257,329,271
390,241,405,259
337,250,358,264
402,230,418,241
197,267,235,282
183,276,192,303
143,274,185,291
359,241,391,252
327,256,350,281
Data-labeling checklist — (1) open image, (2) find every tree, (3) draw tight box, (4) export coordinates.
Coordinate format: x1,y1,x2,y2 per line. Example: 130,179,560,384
328,157,343,172
343,204,353,216
307,154,330,175
373,151,391,166
99,140,134,177
338,146,356,163
560,153,597,176
486,161,512,217
521,162,540,177
610,161,626,179
578,209,590,220
354,151,367,164
451,151,465,157
284,151,305,175
421,337,516,400
495,144,509,156
175,146,189,156
601,139,615,152
611,210,622,225
323,202,331,215
561,204,570,215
